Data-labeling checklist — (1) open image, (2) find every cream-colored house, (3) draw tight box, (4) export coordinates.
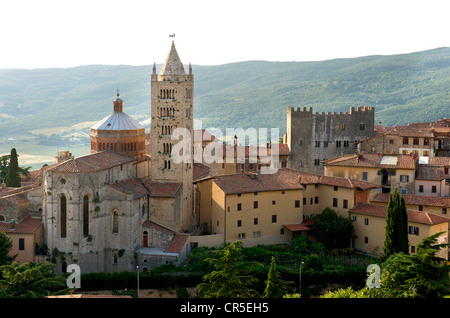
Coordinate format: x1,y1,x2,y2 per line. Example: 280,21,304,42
350,203,449,259
193,168,381,247
324,153,417,195
0,214,44,264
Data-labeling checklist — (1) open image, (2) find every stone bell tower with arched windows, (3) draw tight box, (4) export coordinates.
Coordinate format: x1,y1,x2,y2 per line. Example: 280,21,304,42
150,41,194,232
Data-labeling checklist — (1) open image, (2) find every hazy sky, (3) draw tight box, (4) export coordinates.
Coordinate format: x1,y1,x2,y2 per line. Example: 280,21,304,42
1,0,449,69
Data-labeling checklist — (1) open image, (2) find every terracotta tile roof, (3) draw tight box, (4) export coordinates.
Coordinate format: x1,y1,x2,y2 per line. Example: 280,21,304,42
210,168,380,195
193,163,211,181
350,203,449,225
426,157,450,166
0,214,42,234
415,165,445,181
107,178,182,198
372,193,450,208
44,150,135,173
141,180,182,197
324,153,416,170
142,221,175,235
106,178,149,199
293,170,381,190
283,223,311,232
212,169,305,195
164,233,189,253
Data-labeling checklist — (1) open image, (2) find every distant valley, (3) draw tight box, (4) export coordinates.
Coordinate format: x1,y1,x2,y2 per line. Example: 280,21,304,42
0,47,449,168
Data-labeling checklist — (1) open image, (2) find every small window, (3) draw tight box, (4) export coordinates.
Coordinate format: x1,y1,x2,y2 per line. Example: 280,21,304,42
400,175,409,182
237,203,242,211
254,218,258,225
409,226,419,236
333,198,338,207
315,196,319,204
334,186,338,191
419,185,424,193
253,201,258,209
340,124,345,131
364,218,369,226
389,139,394,144
272,215,277,223
303,198,307,205
343,199,348,209
295,200,300,208
403,137,409,145
238,233,246,239
424,139,429,146
324,141,328,148
314,159,320,166
237,220,242,227
362,171,368,181
364,237,369,244
253,231,261,238
360,123,365,131
272,200,276,205
413,138,419,145
19,238,25,251
443,208,447,215
419,205,423,211
336,140,342,148
432,185,437,193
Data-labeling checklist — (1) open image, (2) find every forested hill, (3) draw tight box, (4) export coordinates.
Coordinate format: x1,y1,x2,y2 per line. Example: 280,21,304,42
0,47,449,138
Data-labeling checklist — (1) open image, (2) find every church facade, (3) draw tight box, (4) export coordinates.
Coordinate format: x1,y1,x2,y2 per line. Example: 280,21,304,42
38,41,195,274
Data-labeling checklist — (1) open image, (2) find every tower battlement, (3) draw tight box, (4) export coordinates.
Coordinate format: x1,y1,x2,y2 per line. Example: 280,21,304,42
288,106,374,118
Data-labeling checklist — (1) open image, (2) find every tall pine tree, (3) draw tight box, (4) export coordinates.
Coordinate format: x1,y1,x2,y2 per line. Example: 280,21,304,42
6,148,21,188
382,188,409,261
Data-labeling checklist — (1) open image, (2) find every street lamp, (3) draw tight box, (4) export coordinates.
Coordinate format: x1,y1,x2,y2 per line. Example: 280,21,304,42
299,260,304,296
137,265,140,298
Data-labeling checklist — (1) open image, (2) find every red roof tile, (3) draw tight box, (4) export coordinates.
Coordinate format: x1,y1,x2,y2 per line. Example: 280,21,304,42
142,221,175,235
193,163,211,181
0,214,42,234
164,233,189,253
324,153,416,170
372,193,450,208
141,180,182,197
350,203,449,225
44,150,135,173
283,223,311,232
106,178,149,199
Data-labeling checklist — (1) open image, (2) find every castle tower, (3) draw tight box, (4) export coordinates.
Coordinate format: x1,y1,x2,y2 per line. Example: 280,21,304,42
150,41,194,231
90,91,147,159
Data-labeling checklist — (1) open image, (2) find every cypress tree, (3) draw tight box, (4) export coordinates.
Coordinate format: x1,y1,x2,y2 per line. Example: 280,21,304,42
6,148,21,188
398,195,409,254
383,192,395,261
383,188,409,261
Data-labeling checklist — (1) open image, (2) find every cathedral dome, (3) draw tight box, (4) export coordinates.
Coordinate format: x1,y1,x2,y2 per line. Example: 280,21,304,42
90,91,147,159
91,111,145,131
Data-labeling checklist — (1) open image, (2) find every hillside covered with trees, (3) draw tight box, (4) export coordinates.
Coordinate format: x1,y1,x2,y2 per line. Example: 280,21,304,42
0,47,449,140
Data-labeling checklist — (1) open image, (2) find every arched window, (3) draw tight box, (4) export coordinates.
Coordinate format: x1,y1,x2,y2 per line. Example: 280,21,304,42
113,210,119,234
142,204,146,218
143,231,148,247
83,195,89,237
0,215,4,221
60,195,67,238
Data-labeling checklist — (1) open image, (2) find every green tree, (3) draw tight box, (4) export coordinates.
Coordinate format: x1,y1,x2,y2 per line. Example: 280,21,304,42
5,148,21,188
381,232,450,298
382,188,409,260
263,256,293,298
196,241,261,298
0,232,16,265
310,207,354,249
0,262,68,298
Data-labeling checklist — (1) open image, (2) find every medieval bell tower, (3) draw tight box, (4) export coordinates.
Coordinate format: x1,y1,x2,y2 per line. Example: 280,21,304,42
150,41,194,231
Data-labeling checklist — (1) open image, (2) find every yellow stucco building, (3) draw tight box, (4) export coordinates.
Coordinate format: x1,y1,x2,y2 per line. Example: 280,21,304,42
350,203,449,259
193,168,381,247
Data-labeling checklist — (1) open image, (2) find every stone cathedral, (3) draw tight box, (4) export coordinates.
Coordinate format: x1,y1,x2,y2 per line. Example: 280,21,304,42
41,41,195,274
